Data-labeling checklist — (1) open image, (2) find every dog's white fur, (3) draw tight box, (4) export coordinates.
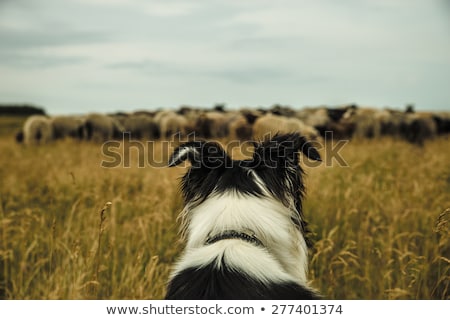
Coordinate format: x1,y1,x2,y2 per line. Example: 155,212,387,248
171,189,309,286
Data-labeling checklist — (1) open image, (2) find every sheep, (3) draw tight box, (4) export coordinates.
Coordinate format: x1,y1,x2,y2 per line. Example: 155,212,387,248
296,105,359,140
194,111,231,138
51,116,87,140
432,111,450,136
228,111,258,141
123,113,160,140
155,110,188,138
296,107,331,137
253,113,321,143
400,112,437,145
341,107,383,139
21,115,54,145
84,113,125,142
378,109,405,137
232,119,253,140
270,104,296,117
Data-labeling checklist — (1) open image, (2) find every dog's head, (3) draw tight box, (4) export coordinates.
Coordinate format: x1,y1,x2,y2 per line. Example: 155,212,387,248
168,133,321,245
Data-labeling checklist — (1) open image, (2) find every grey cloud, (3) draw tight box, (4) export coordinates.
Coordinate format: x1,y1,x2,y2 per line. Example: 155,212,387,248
227,36,306,52
211,67,291,83
0,51,89,68
107,58,293,84
0,29,110,50
106,59,186,76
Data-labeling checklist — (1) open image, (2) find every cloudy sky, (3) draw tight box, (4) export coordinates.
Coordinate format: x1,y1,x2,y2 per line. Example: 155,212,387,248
0,0,449,115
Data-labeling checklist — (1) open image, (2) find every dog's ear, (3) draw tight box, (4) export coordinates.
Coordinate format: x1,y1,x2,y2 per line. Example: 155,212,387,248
291,134,322,162
253,133,321,165
168,140,231,168
168,141,201,167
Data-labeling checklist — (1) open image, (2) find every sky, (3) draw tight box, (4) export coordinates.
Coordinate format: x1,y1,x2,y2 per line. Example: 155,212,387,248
0,0,449,115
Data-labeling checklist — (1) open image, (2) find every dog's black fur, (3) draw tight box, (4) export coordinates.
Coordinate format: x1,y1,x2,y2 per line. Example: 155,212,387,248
166,264,319,300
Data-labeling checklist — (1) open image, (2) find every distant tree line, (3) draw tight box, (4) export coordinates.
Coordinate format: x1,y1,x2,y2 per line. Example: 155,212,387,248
0,104,47,116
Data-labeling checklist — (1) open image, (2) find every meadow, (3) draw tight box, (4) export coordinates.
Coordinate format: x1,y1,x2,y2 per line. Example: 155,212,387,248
0,116,449,299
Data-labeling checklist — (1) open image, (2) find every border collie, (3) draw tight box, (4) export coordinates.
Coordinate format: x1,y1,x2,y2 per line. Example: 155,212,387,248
165,133,321,299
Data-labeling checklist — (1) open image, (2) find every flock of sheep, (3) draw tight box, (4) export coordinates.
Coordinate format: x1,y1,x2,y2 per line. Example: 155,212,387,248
16,104,450,146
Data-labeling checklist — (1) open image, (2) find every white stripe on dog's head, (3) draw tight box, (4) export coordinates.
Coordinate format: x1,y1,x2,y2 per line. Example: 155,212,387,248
168,142,200,167
168,140,230,168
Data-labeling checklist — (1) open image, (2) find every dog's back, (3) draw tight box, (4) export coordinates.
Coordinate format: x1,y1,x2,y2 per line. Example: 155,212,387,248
166,256,319,299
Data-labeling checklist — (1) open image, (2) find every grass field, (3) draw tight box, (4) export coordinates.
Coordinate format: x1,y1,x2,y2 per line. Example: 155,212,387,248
0,117,449,299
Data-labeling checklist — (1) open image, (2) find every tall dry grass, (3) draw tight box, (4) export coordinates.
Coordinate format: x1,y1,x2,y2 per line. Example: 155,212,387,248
0,137,182,299
307,138,450,299
0,126,448,299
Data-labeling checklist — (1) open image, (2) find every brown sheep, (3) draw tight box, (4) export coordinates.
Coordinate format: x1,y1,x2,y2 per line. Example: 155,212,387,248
84,113,125,142
341,107,382,139
22,115,54,145
228,114,252,141
51,116,86,140
123,113,160,140
378,109,405,137
155,110,188,138
253,113,321,143
401,112,437,145
193,111,231,138
227,109,262,141
296,107,331,137
432,111,450,135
